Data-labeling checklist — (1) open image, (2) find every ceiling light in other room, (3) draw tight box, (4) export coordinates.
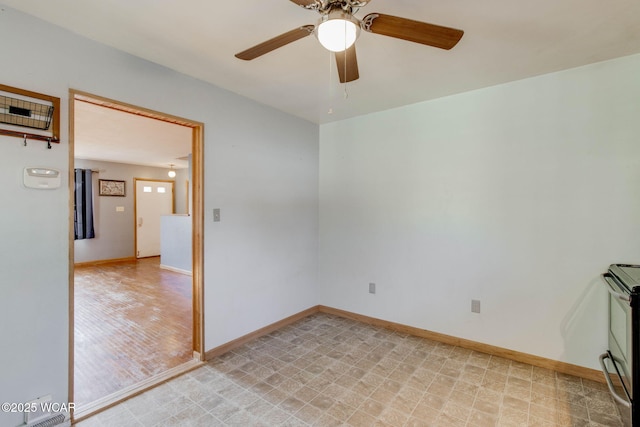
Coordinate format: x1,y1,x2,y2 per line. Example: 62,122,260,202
317,10,360,52
168,164,176,178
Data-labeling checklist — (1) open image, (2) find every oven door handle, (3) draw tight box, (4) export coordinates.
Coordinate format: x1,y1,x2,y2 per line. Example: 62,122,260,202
601,274,631,302
599,352,631,409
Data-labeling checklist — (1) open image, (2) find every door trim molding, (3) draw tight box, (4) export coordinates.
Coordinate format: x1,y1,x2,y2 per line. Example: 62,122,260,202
68,89,205,421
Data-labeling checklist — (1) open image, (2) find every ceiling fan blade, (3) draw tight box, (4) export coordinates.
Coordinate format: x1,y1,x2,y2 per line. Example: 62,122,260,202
362,13,463,50
335,45,359,83
235,25,315,60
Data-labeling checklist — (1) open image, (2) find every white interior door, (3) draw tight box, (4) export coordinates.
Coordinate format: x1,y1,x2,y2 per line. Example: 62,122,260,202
136,179,174,258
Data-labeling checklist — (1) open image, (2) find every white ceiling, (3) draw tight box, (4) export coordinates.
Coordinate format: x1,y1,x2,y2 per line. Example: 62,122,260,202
4,0,640,127
5,0,640,123
73,100,192,169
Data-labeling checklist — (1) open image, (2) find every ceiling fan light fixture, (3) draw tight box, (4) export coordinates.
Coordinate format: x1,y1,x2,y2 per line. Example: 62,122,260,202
316,10,360,52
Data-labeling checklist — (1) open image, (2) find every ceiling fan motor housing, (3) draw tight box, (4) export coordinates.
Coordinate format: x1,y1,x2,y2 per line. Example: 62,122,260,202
306,0,370,15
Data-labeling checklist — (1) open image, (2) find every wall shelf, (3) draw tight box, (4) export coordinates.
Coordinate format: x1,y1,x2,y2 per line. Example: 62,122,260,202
0,84,60,148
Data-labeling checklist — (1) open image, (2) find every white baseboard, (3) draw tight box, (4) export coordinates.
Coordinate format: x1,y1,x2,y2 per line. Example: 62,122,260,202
159,264,192,276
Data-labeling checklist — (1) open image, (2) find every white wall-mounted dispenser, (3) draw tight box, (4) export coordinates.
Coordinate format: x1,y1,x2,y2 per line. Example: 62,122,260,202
23,167,61,189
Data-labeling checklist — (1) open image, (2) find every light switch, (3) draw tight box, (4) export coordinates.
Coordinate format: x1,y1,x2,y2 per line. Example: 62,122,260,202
213,208,221,222
116,206,125,212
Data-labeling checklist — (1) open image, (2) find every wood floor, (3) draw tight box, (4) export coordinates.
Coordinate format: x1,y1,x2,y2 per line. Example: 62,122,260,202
74,257,193,407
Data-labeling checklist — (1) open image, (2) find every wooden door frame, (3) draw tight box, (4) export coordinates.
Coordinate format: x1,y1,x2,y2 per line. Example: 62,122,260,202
133,178,176,259
68,89,204,419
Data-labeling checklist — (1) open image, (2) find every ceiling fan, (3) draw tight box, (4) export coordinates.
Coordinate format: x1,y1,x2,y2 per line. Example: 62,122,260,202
235,0,464,83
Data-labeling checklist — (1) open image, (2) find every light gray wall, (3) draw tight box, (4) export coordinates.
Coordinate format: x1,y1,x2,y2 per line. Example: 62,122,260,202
161,215,192,273
319,53,640,370
74,159,182,263
0,130,69,427
0,6,319,427
174,167,190,215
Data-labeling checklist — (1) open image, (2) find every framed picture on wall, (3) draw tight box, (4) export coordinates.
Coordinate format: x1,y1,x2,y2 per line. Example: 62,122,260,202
99,179,126,197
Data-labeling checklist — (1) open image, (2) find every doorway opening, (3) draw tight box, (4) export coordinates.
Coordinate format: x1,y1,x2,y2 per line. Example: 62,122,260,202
68,90,204,421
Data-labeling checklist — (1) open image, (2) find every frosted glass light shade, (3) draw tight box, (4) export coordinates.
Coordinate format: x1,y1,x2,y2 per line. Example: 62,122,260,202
317,12,360,52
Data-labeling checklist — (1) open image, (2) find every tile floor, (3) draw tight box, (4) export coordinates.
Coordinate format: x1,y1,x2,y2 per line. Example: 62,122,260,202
76,313,623,426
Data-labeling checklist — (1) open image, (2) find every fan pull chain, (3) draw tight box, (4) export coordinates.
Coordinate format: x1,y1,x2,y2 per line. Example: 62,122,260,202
343,22,348,99
328,49,334,114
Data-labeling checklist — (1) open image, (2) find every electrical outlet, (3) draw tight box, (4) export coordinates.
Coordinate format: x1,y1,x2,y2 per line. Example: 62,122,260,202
369,283,376,294
471,299,481,313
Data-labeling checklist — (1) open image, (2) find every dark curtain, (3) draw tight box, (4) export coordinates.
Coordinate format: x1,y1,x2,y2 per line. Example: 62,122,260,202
74,168,95,240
